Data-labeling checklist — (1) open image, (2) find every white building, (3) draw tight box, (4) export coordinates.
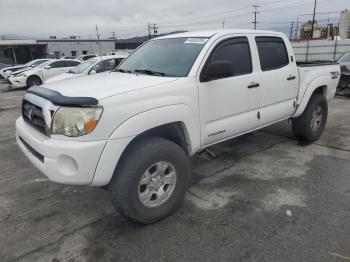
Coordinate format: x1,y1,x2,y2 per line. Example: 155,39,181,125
0,38,116,63
38,39,115,58
339,9,350,39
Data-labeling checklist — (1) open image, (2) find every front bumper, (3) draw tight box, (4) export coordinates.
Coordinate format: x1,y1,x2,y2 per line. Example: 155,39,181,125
16,117,107,185
16,117,134,186
8,75,27,88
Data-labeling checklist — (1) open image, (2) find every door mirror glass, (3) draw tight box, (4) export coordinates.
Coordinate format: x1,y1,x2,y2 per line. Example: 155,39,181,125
44,65,51,70
202,61,234,82
89,69,97,75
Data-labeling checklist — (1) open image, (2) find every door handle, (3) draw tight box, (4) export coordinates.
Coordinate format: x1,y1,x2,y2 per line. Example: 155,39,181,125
247,82,260,88
287,75,296,80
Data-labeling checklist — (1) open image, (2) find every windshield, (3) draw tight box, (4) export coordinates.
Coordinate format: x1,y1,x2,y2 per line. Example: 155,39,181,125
338,52,350,63
117,37,208,77
29,60,48,68
38,60,52,68
24,60,36,67
69,58,97,74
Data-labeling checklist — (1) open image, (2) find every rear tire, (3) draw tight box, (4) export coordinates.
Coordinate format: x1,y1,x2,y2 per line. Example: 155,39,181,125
27,76,42,87
292,93,328,142
109,137,190,224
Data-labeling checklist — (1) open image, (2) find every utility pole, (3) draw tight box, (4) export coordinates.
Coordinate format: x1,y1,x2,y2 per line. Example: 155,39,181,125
152,23,158,38
289,21,294,40
110,32,116,40
147,23,151,39
222,21,226,29
95,24,102,57
310,0,317,39
147,23,158,39
252,5,260,30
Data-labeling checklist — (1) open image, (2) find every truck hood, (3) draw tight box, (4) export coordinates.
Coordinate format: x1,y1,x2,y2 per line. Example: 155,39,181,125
42,72,179,100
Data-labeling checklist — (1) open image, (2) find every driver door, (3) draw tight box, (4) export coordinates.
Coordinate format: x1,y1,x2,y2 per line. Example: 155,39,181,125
198,36,261,146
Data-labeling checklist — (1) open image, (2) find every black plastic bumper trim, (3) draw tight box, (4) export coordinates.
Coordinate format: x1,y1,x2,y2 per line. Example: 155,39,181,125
19,136,44,163
26,86,98,106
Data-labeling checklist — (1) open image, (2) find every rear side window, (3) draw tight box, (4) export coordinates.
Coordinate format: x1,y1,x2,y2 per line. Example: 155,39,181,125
209,37,252,77
83,55,96,60
64,60,80,67
50,61,66,68
255,37,289,71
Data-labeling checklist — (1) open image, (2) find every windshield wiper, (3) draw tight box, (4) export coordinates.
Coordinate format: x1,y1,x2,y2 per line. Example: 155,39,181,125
114,68,132,73
134,69,165,76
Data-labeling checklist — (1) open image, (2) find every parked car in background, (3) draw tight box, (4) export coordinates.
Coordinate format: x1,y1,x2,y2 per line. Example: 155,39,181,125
8,59,81,88
0,59,50,80
336,51,350,96
16,30,340,224
76,54,98,61
61,56,76,59
45,55,128,84
8,59,52,81
0,58,14,75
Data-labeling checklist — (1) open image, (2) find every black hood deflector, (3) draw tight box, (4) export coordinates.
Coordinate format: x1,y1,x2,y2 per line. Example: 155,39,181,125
26,86,98,106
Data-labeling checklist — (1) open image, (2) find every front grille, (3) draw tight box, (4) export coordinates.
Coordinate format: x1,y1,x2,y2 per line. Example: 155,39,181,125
22,99,48,136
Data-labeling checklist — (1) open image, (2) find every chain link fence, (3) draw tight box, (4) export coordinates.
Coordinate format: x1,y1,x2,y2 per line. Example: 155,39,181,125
291,39,350,62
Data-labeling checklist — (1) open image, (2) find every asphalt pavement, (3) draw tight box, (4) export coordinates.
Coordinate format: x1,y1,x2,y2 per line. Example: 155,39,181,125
1,82,350,262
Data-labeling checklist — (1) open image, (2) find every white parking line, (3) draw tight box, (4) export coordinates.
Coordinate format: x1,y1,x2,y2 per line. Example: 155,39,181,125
0,106,17,110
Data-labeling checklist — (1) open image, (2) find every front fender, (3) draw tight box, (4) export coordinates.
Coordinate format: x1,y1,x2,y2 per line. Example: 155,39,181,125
91,104,200,186
292,76,329,118
109,104,201,154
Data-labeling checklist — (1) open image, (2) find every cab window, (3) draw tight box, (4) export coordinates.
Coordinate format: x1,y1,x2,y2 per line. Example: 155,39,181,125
203,37,252,80
255,37,289,71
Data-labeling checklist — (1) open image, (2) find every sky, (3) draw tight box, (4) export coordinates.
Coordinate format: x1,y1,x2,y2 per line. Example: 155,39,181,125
0,0,349,39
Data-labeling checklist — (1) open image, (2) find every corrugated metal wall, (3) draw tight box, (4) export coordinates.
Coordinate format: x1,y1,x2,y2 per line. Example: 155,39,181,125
291,39,350,61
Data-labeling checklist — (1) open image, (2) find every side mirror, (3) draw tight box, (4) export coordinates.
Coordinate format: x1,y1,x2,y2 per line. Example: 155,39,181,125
44,65,51,70
201,61,234,82
89,69,97,75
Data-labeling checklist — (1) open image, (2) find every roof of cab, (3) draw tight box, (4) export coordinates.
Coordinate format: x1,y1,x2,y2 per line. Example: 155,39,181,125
155,29,285,40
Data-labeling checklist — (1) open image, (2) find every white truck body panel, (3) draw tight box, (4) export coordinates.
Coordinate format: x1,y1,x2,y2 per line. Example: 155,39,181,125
15,30,340,186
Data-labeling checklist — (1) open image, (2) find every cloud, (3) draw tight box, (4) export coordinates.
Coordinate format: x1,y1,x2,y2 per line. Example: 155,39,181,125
0,0,348,39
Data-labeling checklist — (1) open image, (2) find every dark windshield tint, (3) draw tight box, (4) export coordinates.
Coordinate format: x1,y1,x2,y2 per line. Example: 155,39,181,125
117,38,208,77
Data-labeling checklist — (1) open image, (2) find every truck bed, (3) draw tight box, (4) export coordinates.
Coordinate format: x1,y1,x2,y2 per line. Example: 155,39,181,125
296,61,338,67
297,62,340,104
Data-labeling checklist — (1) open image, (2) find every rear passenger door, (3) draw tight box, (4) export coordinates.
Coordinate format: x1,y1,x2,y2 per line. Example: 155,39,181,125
42,60,66,80
198,36,261,146
255,36,298,125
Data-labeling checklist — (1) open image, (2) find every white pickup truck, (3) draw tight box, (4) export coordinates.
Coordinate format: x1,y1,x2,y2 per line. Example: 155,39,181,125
16,30,340,223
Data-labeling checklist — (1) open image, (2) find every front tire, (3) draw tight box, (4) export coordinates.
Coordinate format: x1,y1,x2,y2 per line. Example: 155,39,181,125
109,137,190,224
27,76,42,87
292,93,328,142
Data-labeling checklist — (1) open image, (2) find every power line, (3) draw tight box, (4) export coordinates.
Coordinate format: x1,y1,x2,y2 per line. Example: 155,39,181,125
160,0,339,30
113,0,345,38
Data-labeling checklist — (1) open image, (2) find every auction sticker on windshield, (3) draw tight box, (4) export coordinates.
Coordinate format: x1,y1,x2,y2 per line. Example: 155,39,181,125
184,38,208,44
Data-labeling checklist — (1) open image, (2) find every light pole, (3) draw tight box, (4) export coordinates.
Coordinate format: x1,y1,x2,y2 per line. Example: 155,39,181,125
310,0,317,39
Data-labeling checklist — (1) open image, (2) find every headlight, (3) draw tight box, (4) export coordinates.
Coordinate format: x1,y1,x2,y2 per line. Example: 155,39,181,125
51,107,103,137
